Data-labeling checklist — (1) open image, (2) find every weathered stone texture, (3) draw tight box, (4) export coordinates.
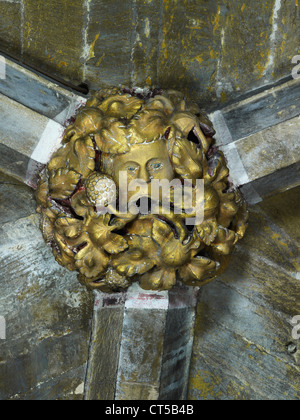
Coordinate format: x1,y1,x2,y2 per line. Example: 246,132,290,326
219,78,300,142
22,0,85,84
0,173,94,400
83,285,198,401
85,0,134,88
0,1,22,59
159,303,196,400
0,0,298,107
131,0,162,87
157,0,221,105
0,59,87,122
188,186,300,400
212,0,275,101
0,0,299,401
84,301,125,400
236,116,300,183
272,0,300,81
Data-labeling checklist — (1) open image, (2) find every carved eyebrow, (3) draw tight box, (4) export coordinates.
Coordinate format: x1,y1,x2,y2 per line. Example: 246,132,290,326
147,158,161,164
123,162,140,172
124,161,140,167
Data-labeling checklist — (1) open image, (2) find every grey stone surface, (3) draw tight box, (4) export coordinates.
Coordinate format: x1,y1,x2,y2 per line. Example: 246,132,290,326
84,294,125,400
220,78,300,142
0,58,87,124
188,187,300,400
0,91,66,187
210,78,300,204
0,173,94,400
84,284,198,401
0,0,299,110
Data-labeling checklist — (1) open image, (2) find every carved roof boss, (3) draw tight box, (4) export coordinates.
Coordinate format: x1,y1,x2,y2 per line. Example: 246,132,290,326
36,87,248,292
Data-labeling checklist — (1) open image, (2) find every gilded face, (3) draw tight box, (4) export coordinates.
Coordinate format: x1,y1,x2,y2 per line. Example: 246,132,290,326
112,140,175,204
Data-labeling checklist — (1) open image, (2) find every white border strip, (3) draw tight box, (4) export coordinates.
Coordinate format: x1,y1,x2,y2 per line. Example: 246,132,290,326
222,142,250,186
30,119,64,164
210,110,233,146
210,109,262,204
0,55,6,80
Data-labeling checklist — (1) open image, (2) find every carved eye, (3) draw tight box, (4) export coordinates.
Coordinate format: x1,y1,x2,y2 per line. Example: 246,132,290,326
124,163,139,176
187,127,200,146
164,127,171,140
148,161,163,172
152,163,163,172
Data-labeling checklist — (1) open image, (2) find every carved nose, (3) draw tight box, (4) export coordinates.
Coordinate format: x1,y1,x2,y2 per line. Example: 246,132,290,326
139,166,151,183
135,197,152,214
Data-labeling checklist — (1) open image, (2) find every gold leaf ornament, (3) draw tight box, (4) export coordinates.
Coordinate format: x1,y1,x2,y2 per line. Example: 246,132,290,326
63,107,104,143
85,211,128,255
75,241,109,279
179,256,218,287
48,168,81,199
111,235,157,278
36,87,248,292
171,138,203,181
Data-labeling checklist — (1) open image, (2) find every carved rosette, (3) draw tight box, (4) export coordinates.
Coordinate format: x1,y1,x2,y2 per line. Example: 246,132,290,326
36,87,248,292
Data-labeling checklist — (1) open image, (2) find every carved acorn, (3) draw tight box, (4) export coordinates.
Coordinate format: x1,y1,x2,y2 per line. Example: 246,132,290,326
85,172,117,210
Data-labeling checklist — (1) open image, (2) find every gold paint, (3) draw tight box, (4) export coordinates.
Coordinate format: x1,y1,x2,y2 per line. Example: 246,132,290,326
189,370,223,400
220,89,228,103
145,17,150,38
195,55,204,65
96,52,106,67
209,48,217,59
213,6,221,35
162,38,167,60
36,88,248,292
256,62,266,79
89,33,100,60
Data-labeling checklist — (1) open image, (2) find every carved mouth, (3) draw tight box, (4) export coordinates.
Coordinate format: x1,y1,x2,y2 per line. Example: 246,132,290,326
130,196,158,215
156,215,180,239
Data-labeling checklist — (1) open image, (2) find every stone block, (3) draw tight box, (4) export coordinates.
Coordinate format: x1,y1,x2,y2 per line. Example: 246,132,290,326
0,93,64,186
219,78,300,142
0,173,94,400
157,0,276,108
131,0,162,87
84,284,198,400
272,1,300,81
213,0,275,101
236,115,300,184
158,0,221,106
209,77,300,203
22,0,85,84
85,0,134,89
188,187,300,400
0,58,87,122
0,1,22,59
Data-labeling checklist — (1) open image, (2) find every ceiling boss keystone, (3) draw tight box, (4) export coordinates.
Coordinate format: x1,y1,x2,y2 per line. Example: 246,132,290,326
35,87,248,292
